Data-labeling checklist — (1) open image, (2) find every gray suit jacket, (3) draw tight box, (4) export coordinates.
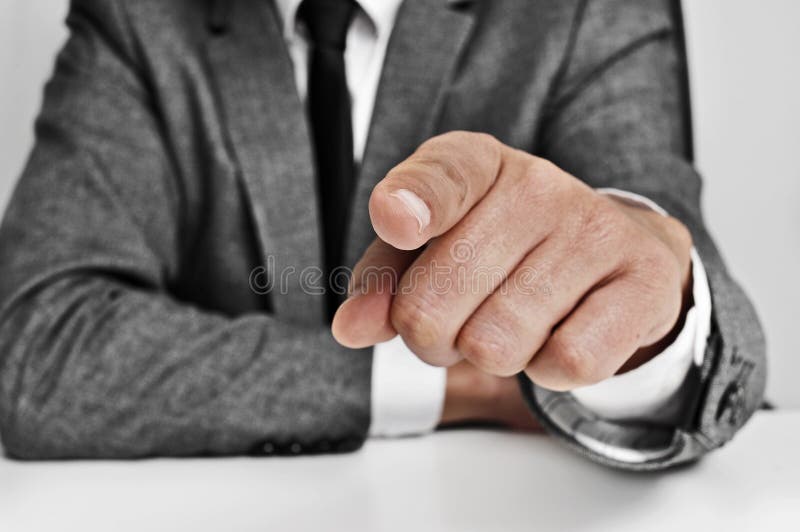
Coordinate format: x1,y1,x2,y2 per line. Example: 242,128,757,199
0,0,765,470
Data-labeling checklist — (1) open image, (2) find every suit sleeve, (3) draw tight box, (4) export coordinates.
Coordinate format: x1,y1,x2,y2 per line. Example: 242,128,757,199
518,0,767,470
0,0,370,459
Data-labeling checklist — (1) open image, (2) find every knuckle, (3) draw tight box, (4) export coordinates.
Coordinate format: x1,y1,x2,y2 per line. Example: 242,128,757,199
527,156,559,176
429,156,470,206
457,318,520,376
517,158,569,204
650,311,679,345
417,133,449,153
548,332,598,387
390,293,444,349
432,130,497,148
468,131,500,151
523,157,558,184
573,195,622,247
626,244,683,330
667,215,693,250
634,242,681,290
414,131,504,207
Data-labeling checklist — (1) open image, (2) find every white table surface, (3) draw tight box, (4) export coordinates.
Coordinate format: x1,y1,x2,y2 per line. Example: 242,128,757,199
0,410,797,532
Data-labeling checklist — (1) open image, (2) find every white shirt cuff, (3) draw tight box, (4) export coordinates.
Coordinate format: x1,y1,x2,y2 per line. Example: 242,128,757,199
369,335,447,437
569,189,712,423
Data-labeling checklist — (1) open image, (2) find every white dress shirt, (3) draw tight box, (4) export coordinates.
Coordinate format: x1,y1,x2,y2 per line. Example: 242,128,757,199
274,0,712,437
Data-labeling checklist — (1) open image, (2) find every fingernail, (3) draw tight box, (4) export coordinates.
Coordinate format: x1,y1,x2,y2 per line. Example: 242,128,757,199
389,189,430,234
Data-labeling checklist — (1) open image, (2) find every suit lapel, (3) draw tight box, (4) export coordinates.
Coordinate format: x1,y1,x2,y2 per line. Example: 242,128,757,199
205,0,325,324
203,0,477,322
344,0,478,266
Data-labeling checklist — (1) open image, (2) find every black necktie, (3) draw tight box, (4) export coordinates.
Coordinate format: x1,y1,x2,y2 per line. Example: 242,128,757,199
298,0,358,319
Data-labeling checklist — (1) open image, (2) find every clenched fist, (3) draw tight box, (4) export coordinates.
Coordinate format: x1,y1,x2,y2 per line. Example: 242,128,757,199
333,131,693,391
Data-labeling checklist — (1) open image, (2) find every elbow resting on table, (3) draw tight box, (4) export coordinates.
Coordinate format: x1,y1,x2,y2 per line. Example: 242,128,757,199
0,283,112,460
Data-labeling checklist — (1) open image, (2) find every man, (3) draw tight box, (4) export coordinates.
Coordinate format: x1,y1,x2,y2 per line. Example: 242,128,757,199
0,0,765,470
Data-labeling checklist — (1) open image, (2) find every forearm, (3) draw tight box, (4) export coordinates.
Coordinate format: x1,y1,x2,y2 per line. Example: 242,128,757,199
0,275,370,459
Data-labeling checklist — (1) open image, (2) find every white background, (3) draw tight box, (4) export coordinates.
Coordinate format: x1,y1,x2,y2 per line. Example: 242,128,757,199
1,1,798,407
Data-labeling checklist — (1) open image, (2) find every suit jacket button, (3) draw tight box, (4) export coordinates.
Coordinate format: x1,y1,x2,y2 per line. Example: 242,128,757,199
262,442,275,455
337,437,360,452
289,442,302,454
729,384,746,425
718,382,746,426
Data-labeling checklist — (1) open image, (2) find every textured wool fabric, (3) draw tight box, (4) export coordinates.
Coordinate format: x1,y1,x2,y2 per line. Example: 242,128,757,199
0,0,765,469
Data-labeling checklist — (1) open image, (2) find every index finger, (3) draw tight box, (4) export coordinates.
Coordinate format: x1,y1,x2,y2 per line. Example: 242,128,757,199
368,131,504,250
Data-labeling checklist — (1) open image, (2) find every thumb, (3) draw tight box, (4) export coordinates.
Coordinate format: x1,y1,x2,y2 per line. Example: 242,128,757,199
368,131,503,251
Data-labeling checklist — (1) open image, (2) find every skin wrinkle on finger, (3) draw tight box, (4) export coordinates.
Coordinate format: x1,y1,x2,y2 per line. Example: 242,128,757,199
338,180,688,386
526,310,621,390
456,218,628,377
624,249,684,343
390,289,461,366
614,199,693,293
348,238,417,294
410,154,471,207
525,253,681,390
389,158,566,366
332,239,418,348
453,191,684,380
369,131,503,250
448,181,624,375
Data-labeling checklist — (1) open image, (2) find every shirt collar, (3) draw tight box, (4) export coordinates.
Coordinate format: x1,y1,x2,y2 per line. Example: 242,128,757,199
274,0,404,42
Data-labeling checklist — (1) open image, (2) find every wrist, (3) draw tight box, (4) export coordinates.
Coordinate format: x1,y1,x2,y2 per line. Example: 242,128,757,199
440,360,540,431
440,361,498,425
